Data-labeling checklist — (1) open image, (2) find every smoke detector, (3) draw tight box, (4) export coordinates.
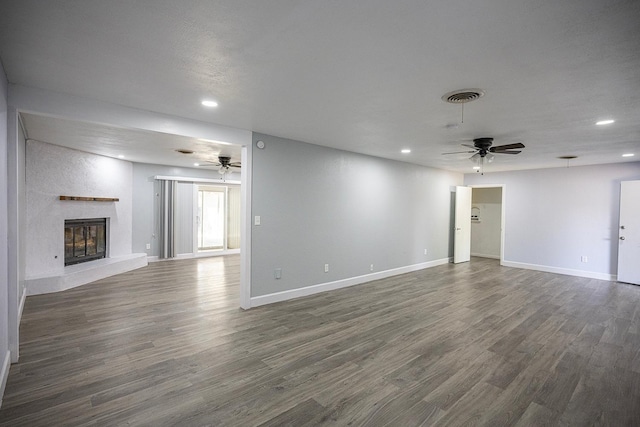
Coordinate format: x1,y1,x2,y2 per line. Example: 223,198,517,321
442,89,485,104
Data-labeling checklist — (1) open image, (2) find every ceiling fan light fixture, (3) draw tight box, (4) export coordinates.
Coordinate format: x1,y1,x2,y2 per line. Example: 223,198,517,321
485,153,495,163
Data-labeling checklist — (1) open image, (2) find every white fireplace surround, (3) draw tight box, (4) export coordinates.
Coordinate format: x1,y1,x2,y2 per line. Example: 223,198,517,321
24,140,147,295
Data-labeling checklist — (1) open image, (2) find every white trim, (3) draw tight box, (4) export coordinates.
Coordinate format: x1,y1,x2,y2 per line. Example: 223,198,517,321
154,175,240,185
471,253,500,260
174,249,241,260
250,258,451,308
240,145,252,310
18,288,26,322
502,260,616,281
0,350,11,409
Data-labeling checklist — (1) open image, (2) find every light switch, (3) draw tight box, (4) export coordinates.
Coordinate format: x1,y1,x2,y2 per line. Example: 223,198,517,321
254,216,261,226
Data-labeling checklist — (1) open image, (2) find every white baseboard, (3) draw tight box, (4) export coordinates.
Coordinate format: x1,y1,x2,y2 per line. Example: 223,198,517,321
250,257,451,308
18,288,26,322
0,350,10,409
150,250,240,263
471,252,500,260
502,260,615,281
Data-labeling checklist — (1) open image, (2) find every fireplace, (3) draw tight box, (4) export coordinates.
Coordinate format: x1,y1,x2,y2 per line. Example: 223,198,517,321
64,218,107,266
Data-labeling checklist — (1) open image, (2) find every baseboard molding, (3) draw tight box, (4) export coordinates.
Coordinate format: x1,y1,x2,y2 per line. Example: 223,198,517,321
150,250,241,263
18,288,26,322
250,257,451,308
25,254,148,295
471,252,500,260
0,350,10,409
502,260,615,281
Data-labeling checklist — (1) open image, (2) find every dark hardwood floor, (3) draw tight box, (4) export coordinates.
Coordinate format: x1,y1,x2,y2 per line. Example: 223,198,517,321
1,256,640,426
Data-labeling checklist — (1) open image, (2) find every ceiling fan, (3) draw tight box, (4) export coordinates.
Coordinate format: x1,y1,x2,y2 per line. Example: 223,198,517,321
203,156,241,175
443,137,524,162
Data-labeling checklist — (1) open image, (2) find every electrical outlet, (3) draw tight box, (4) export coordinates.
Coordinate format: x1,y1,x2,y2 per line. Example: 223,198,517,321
424,249,427,255
146,243,151,250
275,268,282,279
324,264,329,273
581,256,588,263
370,264,374,272
254,216,261,226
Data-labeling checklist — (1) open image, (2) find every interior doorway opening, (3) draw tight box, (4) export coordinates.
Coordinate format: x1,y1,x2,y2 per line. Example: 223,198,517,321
470,185,504,262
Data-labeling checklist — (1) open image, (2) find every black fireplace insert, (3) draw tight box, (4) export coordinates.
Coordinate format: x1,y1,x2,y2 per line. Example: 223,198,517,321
64,218,107,266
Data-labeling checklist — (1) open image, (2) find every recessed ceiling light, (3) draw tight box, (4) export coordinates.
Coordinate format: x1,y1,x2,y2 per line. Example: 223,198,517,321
596,119,614,125
201,100,218,108
622,153,635,157
401,149,411,154
473,166,481,170
194,163,200,166
117,154,125,159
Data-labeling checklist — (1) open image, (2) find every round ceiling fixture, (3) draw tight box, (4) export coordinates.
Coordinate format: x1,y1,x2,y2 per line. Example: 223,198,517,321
175,149,194,155
442,89,485,104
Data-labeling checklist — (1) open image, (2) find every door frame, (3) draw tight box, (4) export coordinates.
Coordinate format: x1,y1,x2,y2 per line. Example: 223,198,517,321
468,184,506,266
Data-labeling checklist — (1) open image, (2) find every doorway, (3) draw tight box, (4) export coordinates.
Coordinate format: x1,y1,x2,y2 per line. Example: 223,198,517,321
196,184,241,253
470,186,503,261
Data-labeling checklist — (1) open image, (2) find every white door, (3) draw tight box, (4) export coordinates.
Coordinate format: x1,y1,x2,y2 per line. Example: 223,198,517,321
618,180,640,285
454,186,472,263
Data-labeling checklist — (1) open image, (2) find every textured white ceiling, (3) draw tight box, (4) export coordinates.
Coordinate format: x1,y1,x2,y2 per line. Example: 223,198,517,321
20,113,242,168
1,0,639,172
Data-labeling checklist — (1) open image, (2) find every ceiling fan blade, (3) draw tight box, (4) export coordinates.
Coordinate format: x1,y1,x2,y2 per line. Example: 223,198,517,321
494,150,522,154
461,143,476,149
229,162,242,167
490,143,525,152
442,150,477,155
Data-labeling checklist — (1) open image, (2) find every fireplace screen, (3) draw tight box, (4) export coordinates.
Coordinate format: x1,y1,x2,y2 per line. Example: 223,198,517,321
64,218,106,266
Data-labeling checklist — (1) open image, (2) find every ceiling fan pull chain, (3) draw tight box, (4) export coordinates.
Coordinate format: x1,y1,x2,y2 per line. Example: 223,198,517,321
461,102,464,124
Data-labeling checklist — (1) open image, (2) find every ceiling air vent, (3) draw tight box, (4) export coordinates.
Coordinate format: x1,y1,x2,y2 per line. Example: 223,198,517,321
175,149,194,154
442,89,485,104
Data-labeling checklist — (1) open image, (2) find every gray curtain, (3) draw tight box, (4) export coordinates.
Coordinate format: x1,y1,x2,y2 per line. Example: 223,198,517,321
158,179,176,259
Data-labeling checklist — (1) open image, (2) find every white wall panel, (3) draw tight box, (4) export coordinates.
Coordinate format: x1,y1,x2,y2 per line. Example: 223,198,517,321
25,140,133,277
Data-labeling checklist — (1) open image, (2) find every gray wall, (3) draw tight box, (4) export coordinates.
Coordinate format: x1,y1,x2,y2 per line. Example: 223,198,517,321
0,57,9,403
251,133,463,298
465,162,640,275
131,163,237,256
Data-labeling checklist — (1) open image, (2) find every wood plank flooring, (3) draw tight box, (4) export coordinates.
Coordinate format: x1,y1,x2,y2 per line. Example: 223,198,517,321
1,256,640,426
